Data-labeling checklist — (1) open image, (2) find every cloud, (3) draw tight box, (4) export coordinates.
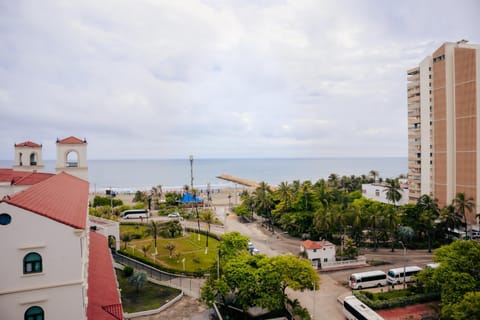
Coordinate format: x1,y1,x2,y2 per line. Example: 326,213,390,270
0,0,479,159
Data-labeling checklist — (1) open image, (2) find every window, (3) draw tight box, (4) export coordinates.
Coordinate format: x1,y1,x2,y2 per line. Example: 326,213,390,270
24,252,42,274
0,213,11,225
25,306,44,320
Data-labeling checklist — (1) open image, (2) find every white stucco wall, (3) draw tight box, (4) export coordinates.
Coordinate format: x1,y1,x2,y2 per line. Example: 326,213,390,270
302,245,336,262
361,184,409,206
0,203,88,320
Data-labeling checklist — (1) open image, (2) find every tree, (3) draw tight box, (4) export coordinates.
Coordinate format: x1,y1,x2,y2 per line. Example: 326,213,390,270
384,178,402,206
252,182,275,232
150,221,158,250
141,244,151,257
202,209,215,253
201,252,319,312
164,242,176,258
219,232,250,261
416,240,480,318
417,194,440,252
443,291,480,320
128,270,147,293
369,170,379,183
454,192,475,236
441,204,463,239
121,233,131,249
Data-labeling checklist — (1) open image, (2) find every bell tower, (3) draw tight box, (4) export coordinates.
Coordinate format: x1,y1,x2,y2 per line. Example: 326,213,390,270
12,141,45,172
55,136,89,181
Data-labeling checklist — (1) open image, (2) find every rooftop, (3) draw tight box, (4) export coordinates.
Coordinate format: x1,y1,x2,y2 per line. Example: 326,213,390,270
87,231,123,320
1,172,89,229
301,239,334,250
57,136,86,144
14,141,42,148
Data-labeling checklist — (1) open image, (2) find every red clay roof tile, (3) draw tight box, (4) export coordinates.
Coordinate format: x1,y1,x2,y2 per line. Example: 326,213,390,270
57,136,86,144
87,231,123,320
15,141,42,147
1,172,89,229
301,239,334,250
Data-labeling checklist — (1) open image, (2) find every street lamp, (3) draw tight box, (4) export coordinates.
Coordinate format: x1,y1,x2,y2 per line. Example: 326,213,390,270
312,281,316,320
399,241,406,289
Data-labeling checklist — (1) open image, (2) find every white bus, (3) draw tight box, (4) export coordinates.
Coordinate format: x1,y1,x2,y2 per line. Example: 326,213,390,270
343,295,384,320
349,270,387,290
121,209,149,219
386,266,422,284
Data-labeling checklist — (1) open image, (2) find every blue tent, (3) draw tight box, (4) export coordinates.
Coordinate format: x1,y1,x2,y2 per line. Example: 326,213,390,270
181,192,203,203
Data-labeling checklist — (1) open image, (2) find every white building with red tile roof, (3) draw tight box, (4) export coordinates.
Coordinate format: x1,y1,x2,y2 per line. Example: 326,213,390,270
300,240,336,269
0,172,122,319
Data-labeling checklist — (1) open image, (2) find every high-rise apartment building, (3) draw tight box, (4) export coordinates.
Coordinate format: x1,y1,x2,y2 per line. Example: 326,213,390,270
407,40,480,226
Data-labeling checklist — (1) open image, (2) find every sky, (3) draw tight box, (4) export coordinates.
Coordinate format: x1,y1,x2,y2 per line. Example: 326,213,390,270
1,0,479,160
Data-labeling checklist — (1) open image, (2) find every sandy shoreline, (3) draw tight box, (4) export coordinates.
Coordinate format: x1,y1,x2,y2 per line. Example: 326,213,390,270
89,186,253,207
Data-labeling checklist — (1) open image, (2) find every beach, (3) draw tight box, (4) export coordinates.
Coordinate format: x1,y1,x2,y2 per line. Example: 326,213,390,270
90,186,253,208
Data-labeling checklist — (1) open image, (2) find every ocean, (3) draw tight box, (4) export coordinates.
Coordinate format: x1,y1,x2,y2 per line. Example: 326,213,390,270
0,158,407,193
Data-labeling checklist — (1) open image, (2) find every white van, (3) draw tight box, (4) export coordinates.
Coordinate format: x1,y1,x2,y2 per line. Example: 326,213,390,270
121,209,149,219
349,270,387,289
387,266,422,284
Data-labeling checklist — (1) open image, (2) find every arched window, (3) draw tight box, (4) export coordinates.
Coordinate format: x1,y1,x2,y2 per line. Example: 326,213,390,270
24,252,42,274
30,153,37,166
25,306,44,320
66,151,78,167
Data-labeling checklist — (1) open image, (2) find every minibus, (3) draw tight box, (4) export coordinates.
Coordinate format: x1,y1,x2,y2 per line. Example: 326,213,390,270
386,266,422,284
349,270,387,289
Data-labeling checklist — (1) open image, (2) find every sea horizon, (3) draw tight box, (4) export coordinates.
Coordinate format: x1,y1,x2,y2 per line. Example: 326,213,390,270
0,157,407,193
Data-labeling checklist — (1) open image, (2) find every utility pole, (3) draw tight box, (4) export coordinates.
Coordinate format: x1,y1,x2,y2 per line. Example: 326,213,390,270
399,241,406,289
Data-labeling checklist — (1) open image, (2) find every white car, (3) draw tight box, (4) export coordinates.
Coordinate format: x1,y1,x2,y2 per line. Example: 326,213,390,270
167,212,180,218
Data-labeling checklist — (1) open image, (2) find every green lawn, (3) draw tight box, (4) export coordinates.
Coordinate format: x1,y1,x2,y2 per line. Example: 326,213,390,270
120,224,219,273
116,269,181,313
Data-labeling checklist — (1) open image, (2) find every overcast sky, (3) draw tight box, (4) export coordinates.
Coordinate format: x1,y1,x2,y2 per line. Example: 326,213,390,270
1,0,479,160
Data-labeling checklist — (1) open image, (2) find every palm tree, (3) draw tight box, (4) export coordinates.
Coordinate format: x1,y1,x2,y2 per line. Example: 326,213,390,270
252,182,275,232
441,204,463,239
202,210,215,254
150,221,158,250
328,173,339,188
384,179,402,206
453,192,475,236
417,194,440,252
141,244,151,257
369,170,379,183
275,181,293,213
121,233,131,249
383,204,399,252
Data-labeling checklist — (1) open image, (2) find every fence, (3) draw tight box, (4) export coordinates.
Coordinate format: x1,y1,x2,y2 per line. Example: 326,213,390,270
321,256,368,270
113,252,204,298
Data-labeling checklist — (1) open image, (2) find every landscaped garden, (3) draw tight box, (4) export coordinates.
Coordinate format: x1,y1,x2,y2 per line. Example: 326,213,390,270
119,222,220,274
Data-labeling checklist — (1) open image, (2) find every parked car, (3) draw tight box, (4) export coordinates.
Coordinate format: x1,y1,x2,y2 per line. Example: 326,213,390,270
167,212,180,218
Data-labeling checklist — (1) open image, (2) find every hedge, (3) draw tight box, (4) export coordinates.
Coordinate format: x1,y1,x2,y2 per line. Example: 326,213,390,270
354,290,441,310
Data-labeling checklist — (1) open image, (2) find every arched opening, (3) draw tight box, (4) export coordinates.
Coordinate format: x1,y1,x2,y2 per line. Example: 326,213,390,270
66,151,79,167
108,235,117,251
30,153,37,166
25,306,44,320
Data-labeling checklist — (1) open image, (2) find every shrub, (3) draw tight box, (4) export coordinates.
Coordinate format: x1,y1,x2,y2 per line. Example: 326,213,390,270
123,266,134,277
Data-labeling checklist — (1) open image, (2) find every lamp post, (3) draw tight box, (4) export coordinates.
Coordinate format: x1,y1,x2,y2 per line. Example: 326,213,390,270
399,241,406,288
189,155,194,191
312,281,316,320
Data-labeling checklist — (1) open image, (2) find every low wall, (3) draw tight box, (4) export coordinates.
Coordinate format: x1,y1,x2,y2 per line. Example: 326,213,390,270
321,256,367,270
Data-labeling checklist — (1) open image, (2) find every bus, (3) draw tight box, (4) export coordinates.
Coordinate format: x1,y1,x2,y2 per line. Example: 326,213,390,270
343,295,384,320
121,209,149,219
386,266,422,284
349,270,387,289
